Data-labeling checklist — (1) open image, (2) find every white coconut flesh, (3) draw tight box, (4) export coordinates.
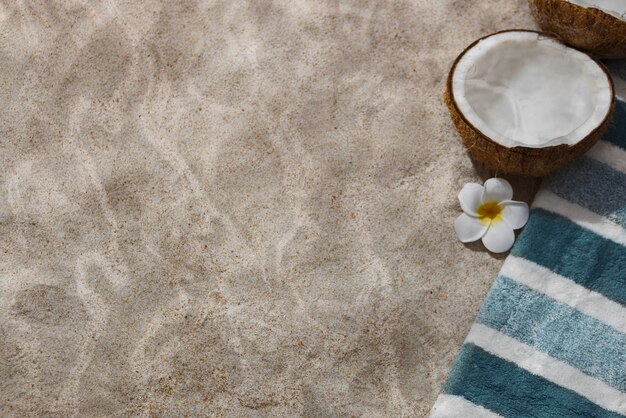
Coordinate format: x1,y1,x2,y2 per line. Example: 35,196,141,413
567,0,626,20
451,31,613,149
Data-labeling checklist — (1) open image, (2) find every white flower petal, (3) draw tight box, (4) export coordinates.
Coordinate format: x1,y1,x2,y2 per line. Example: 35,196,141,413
481,221,515,253
455,213,489,243
482,178,513,203
500,200,529,229
458,183,484,216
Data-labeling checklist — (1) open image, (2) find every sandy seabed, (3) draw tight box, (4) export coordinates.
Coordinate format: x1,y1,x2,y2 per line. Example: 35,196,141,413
0,1,535,416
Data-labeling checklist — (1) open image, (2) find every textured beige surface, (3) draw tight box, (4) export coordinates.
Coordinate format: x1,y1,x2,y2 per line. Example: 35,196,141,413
0,1,536,416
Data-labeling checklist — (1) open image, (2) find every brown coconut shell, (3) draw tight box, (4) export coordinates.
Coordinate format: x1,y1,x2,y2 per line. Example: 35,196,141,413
529,0,626,59
446,30,616,177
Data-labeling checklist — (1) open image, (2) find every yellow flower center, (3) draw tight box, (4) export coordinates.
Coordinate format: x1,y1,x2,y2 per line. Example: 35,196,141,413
477,201,503,224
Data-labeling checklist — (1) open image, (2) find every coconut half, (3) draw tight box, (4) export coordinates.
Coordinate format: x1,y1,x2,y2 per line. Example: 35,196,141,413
530,0,626,58
446,30,615,176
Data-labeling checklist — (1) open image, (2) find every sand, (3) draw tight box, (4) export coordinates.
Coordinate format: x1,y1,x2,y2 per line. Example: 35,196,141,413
0,1,537,416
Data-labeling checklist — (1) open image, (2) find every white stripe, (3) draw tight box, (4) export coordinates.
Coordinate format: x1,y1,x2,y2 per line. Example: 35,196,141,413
501,256,626,334
429,394,502,418
587,140,626,174
533,190,626,247
467,324,626,415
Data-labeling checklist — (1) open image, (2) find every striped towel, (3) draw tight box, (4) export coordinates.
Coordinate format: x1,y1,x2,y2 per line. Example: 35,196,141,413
430,64,626,418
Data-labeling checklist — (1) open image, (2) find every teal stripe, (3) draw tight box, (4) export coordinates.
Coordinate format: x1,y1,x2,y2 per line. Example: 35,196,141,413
604,100,626,150
544,157,626,229
444,344,622,418
476,276,626,390
511,209,626,305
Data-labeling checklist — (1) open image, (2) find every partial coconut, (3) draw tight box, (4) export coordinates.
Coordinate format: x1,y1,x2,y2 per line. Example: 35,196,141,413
446,30,615,176
529,0,626,59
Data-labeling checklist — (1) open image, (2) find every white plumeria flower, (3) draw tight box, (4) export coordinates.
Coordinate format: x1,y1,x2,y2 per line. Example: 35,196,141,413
454,178,529,253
